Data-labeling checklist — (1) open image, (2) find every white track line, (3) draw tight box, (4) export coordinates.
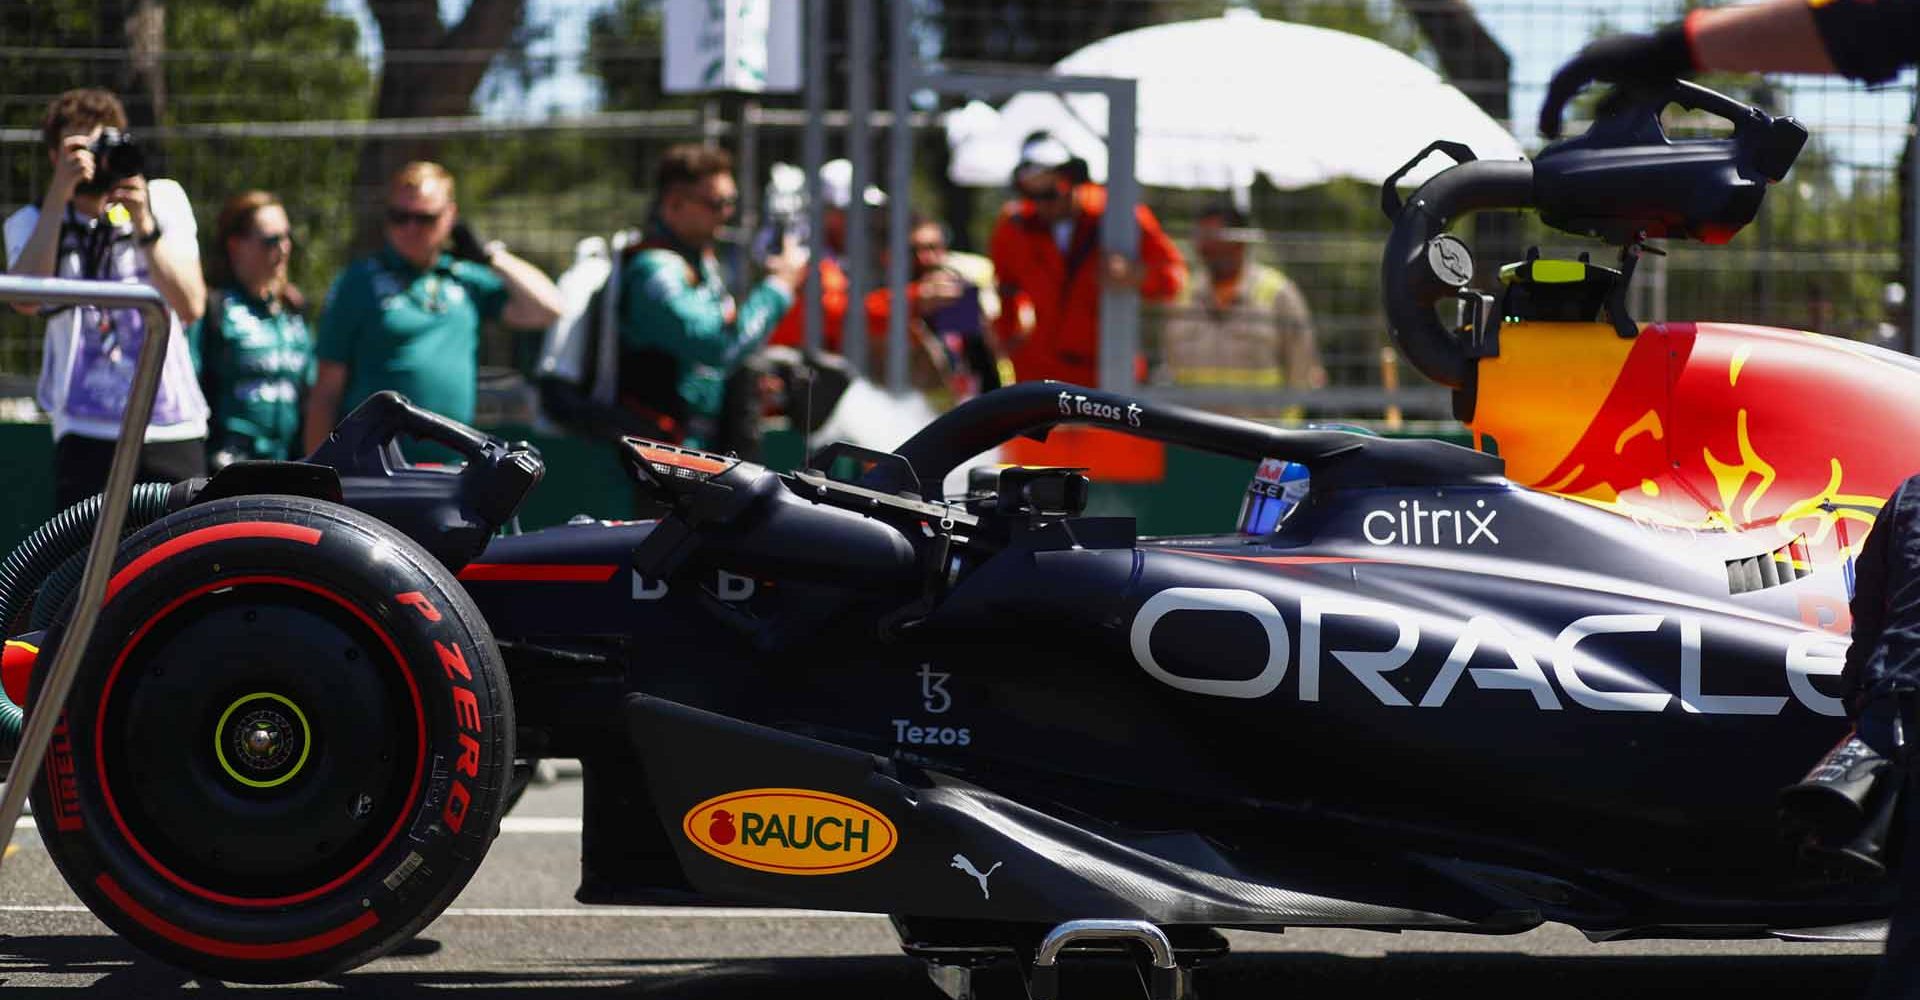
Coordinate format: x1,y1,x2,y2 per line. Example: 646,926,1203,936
437,907,886,919
498,816,582,833
0,904,884,919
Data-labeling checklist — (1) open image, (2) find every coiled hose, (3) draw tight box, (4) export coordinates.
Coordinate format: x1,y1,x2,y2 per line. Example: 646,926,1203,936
0,483,176,759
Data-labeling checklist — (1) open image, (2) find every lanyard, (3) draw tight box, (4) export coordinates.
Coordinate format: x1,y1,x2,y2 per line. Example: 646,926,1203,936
51,207,134,354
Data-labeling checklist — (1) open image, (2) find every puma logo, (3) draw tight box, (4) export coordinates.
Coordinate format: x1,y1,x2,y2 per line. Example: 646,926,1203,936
950,853,1002,899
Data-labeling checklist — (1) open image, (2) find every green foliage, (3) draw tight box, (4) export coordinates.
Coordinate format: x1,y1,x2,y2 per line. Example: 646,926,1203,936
1671,136,1902,338
1552,0,1900,340
589,0,707,115
163,0,371,306
165,0,368,123
0,0,371,376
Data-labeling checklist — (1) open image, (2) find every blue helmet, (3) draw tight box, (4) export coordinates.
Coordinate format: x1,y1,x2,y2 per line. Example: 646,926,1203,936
1237,424,1378,536
1238,458,1312,536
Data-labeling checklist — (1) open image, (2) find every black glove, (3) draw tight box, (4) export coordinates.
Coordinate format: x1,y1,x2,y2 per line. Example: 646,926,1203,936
1858,682,1920,761
448,221,491,264
1538,20,1694,139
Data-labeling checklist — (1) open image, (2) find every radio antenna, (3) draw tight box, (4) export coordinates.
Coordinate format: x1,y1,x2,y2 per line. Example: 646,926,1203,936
801,362,817,472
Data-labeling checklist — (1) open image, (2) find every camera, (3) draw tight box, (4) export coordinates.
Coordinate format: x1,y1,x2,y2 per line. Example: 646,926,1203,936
758,161,810,260
75,128,145,195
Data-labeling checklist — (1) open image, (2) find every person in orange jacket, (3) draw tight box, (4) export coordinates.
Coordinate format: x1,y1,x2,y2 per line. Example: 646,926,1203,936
988,134,1186,388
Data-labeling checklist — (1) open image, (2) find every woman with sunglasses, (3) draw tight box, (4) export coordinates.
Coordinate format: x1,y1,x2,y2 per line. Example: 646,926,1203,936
189,190,310,468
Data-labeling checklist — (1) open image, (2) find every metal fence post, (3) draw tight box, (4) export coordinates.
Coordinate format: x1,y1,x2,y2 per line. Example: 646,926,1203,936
1099,79,1140,392
887,0,913,395
843,0,873,376
1910,90,1919,357
736,98,759,294
0,277,173,872
803,0,828,356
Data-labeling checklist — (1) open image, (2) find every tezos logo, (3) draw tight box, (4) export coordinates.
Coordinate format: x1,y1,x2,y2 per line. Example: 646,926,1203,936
1364,499,1499,547
1057,391,1142,427
683,788,898,875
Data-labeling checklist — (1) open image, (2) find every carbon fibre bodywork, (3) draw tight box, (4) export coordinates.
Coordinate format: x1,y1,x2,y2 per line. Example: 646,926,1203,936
26,82,1894,987
459,377,1889,945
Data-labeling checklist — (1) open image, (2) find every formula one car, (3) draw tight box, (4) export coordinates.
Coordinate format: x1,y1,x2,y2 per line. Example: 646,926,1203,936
4,82,1911,998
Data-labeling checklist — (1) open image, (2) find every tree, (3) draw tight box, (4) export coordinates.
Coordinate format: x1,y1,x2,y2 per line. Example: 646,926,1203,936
1392,0,1517,286
348,0,533,248
164,0,371,300
587,0,704,191
0,0,372,376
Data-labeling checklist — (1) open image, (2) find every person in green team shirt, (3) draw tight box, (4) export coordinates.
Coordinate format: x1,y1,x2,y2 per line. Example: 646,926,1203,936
189,190,310,468
304,161,562,454
618,143,807,450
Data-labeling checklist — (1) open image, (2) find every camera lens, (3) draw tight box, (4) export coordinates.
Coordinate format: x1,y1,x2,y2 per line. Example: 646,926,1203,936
104,139,144,180
87,129,144,189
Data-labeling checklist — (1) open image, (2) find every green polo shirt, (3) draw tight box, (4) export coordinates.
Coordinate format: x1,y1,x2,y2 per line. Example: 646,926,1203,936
188,285,313,461
315,246,508,426
620,240,790,448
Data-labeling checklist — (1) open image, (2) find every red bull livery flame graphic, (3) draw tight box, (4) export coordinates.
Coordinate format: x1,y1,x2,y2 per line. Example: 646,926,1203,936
1469,321,1920,572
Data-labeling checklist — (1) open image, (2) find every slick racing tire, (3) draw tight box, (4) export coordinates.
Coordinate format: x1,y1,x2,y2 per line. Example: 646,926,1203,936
27,496,513,983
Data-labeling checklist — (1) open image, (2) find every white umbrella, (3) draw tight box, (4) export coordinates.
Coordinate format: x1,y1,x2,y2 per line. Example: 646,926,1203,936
945,8,1523,191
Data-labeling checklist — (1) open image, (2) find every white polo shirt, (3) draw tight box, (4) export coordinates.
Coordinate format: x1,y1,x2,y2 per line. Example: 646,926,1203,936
3,178,209,442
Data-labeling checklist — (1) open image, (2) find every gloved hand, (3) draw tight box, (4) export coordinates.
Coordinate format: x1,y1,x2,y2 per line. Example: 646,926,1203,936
1538,20,1695,139
448,221,492,264
1856,684,1918,760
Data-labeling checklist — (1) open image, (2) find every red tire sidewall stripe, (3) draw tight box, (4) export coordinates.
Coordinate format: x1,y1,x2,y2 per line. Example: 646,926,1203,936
105,522,321,603
93,573,427,909
95,872,380,961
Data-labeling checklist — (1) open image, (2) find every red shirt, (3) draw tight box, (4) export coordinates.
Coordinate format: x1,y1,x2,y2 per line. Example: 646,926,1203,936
988,183,1185,387
768,255,849,351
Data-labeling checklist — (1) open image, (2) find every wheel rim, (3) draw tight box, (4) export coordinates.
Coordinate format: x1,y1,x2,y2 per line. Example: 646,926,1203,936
94,576,426,907
213,692,312,789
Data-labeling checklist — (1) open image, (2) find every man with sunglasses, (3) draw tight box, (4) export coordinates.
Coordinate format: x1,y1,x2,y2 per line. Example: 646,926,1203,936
305,161,563,455
618,143,807,450
988,133,1185,389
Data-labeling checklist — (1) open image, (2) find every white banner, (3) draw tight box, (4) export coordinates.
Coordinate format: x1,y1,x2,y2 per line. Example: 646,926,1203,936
663,0,802,95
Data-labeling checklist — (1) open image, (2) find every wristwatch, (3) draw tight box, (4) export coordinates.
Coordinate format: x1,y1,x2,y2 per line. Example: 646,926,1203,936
135,224,163,246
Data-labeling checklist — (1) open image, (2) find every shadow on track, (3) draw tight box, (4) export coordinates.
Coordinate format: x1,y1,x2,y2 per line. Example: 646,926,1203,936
0,935,1883,998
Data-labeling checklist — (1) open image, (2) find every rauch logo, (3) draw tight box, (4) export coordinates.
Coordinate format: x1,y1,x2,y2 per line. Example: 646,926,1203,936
682,788,899,875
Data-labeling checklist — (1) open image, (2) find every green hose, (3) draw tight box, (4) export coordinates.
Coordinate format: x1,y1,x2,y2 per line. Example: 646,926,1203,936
0,483,176,759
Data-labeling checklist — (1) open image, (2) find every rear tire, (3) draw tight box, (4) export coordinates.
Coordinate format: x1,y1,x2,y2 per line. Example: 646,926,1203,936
28,495,513,983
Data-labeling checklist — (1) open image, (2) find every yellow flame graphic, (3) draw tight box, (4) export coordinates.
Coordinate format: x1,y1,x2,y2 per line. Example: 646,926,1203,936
1776,458,1885,548
1613,409,1664,455
1702,410,1777,525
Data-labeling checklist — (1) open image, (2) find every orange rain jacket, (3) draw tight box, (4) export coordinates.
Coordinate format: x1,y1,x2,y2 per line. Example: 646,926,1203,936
988,183,1186,387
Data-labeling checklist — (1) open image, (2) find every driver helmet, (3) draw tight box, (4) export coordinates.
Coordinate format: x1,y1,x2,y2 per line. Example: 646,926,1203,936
1237,423,1378,536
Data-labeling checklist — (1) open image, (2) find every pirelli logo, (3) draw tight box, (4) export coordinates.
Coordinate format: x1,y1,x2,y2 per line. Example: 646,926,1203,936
43,714,82,831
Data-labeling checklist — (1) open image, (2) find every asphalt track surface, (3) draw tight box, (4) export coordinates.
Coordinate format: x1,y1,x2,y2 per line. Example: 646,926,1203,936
0,769,1892,997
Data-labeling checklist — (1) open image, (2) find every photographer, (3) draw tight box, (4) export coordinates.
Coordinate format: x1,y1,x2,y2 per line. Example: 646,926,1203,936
3,87,209,507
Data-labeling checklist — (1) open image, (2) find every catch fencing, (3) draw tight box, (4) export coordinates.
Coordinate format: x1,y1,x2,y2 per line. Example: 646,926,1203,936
0,0,1911,426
